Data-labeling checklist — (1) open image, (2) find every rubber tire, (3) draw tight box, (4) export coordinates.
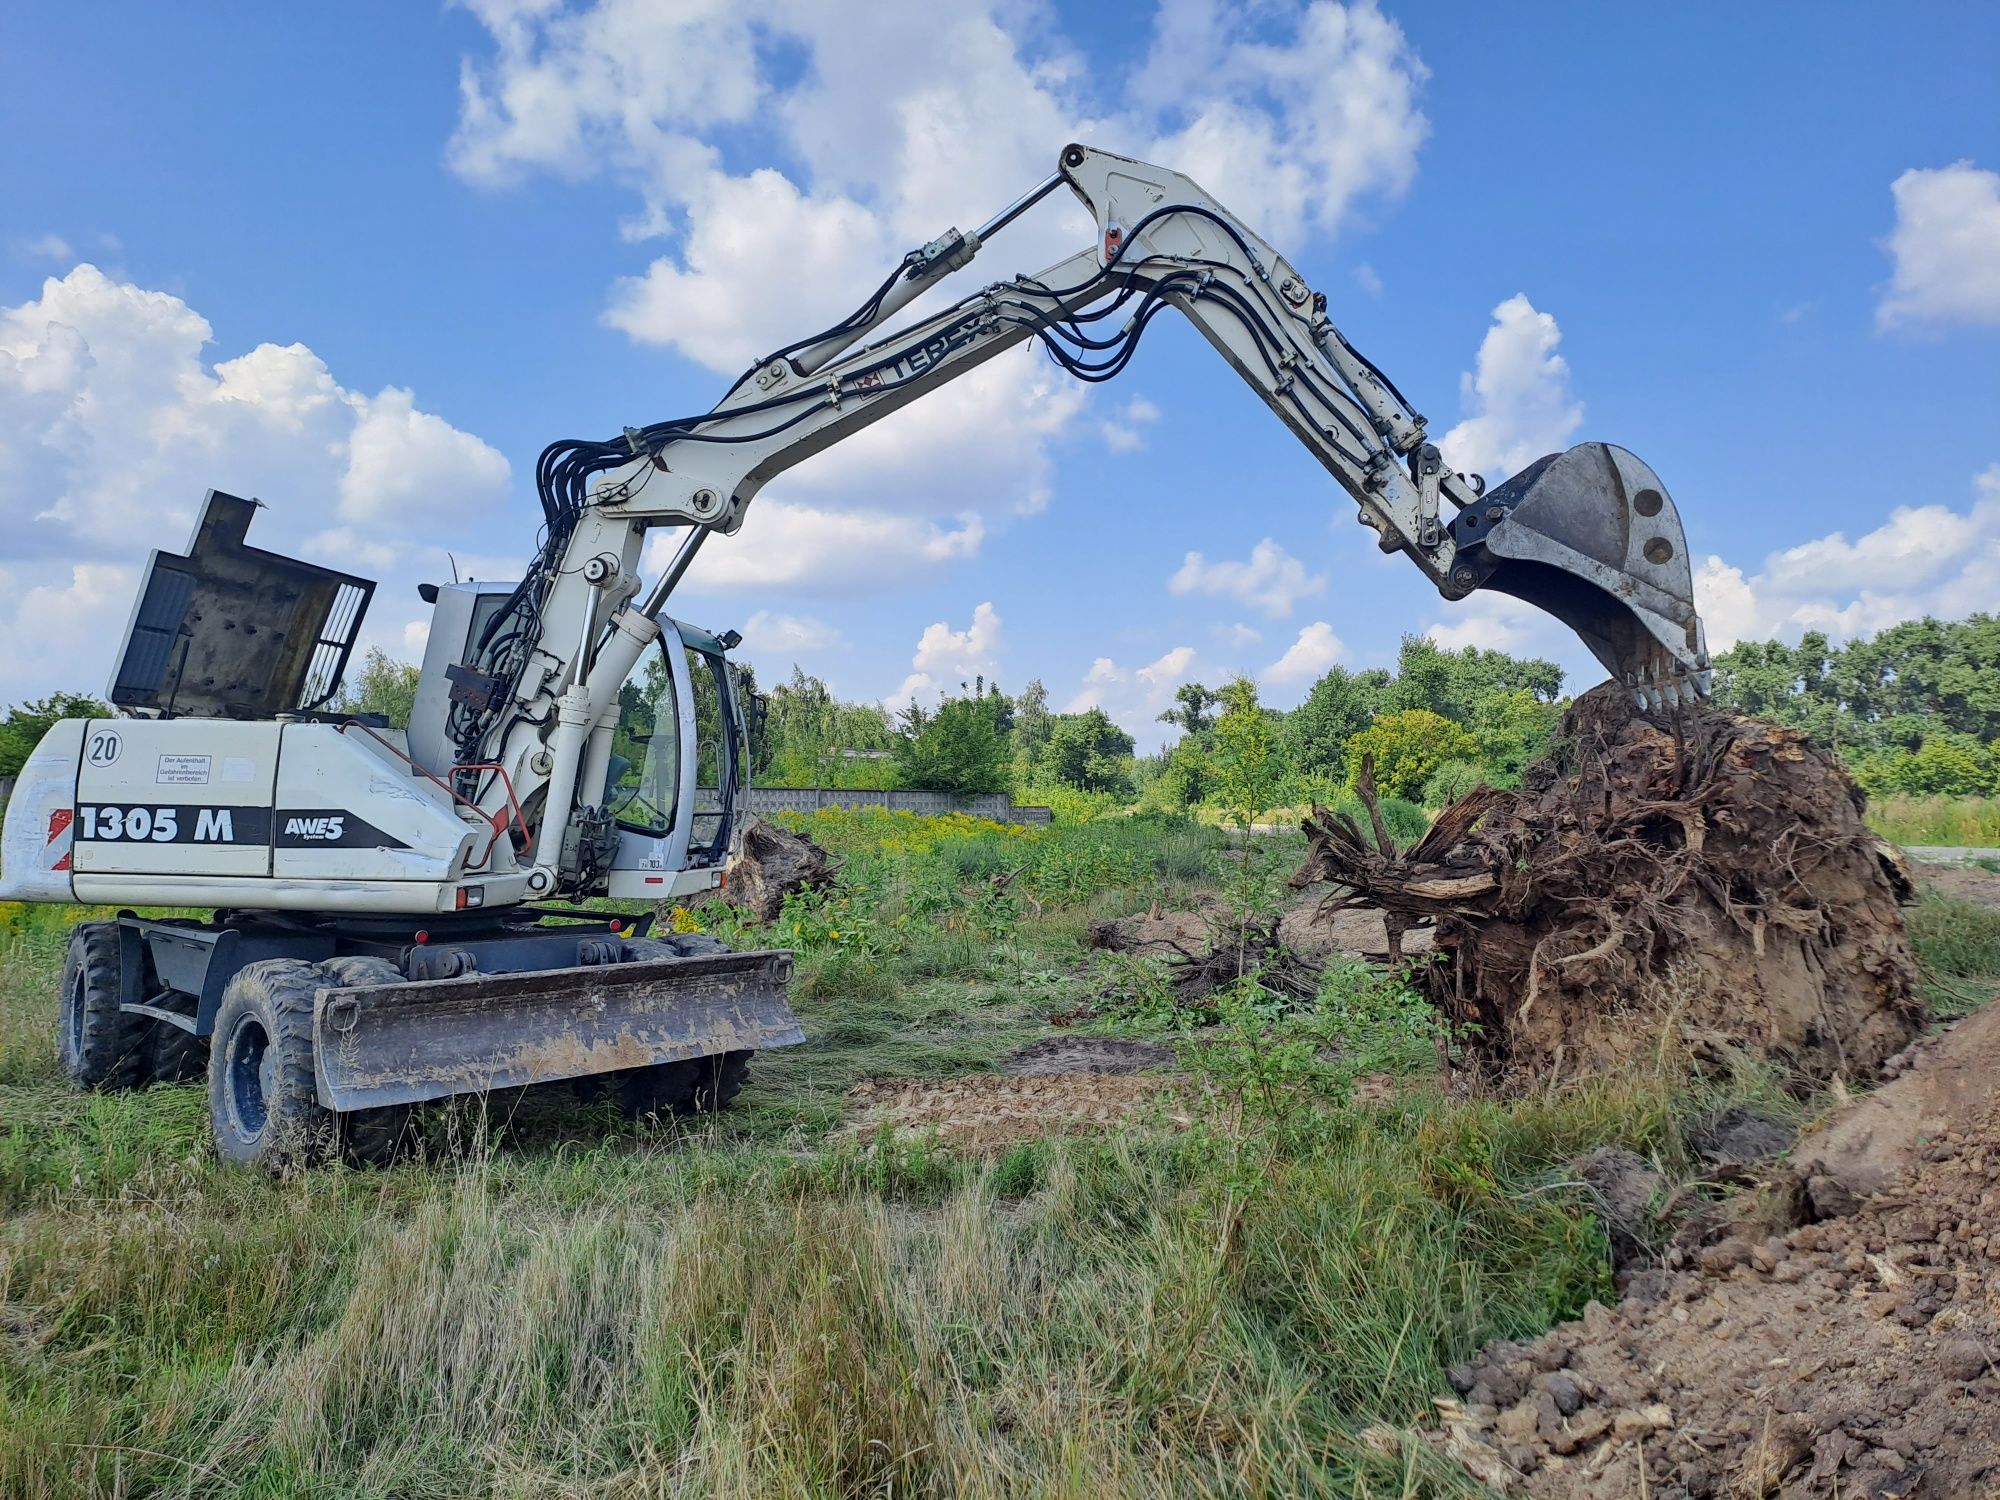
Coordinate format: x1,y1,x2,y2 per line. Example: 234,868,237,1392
319,956,415,1167
603,934,753,1119
207,958,335,1172
148,1015,210,1084
58,922,151,1090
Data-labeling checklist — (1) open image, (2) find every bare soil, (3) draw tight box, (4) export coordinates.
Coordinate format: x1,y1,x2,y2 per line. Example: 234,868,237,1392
1297,686,1924,1086
1915,861,2000,910
845,1072,1184,1152
1433,1003,2000,1498
1002,1036,1177,1076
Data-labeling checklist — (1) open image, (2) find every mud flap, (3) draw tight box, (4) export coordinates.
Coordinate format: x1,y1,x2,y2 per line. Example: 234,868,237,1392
311,950,802,1110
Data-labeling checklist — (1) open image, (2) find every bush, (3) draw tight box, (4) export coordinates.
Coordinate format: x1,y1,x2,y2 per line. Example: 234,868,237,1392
1420,758,1487,808
1342,709,1478,800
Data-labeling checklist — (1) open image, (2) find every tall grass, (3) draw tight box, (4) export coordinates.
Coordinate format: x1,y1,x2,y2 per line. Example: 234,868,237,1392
1867,794,2000,846
0,1063,1722,1499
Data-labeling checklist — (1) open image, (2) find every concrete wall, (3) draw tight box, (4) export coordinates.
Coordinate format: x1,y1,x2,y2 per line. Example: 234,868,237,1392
746,787,1052,826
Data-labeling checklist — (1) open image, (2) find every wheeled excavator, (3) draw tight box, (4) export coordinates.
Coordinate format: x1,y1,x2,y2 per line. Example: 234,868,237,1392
0,146,1710,1168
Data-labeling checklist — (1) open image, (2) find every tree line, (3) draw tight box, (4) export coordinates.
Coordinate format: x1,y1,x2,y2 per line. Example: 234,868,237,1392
6,614,1995,813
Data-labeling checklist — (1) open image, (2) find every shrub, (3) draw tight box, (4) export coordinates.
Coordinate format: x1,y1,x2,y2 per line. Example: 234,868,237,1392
1342,709,1479,800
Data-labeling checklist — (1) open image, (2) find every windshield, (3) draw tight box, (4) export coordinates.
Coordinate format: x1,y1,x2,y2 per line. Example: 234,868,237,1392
609,641,679,834
685,644,733,857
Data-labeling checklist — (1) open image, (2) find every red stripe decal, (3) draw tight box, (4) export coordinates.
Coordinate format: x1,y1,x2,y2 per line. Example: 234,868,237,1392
47,808,73,842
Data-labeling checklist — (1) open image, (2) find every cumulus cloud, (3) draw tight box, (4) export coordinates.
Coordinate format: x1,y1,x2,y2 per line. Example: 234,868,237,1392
743,609,844,656
1099,394,1162,454
885,600,1004,710
1437,293,1583,480
1064,643,1202,748
668,501,983,595
1695,464,2000,650
1169,537,1326,619
1262,621,1348,685
1876,161,2000,331
0,265,513,702
449,0,1431,592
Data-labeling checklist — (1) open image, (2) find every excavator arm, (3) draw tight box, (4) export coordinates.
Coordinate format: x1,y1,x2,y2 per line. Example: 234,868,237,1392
459,145,1711,891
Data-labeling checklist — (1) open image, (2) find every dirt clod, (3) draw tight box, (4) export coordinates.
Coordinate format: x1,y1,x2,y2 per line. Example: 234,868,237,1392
1296,686,1924,1085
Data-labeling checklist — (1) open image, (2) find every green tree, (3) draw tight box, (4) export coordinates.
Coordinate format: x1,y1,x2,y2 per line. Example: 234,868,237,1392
1210,676,1279,828
336,648,421,729
1282,665,1391,782
1469,689,1560,785
0,692,111,777
1343,708,1479,800
1712,614,2000,758
1013,678,1053,756
756,667,895,787
1035,708,1136,796
1387,636,1563,723
1157,682,1221,735
893,688,1011,795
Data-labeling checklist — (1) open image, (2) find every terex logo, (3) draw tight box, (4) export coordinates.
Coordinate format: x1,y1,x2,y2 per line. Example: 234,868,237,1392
284,815,346,841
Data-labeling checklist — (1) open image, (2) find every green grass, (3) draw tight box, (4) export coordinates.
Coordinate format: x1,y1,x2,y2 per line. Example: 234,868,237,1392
0,809,1895,1499
1867,793,2000,847
1907,885,2000,1016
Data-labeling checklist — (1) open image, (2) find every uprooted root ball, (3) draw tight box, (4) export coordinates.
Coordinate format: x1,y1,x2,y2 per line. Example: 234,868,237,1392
1296,685,1922,1086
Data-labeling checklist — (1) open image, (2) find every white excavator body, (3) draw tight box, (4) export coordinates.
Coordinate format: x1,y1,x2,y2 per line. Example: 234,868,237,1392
0,144,1710,1167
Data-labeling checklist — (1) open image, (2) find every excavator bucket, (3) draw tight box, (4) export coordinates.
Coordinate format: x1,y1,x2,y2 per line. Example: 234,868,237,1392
1450,443,1711,707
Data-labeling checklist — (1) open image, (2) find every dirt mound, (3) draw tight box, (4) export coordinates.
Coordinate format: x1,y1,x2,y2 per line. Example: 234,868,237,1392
1433,1007,2000,1498
723,817,837,921
1298,686,1923,1085
847,1073,1183,1152
1086,902,1217,958
1003,1036,1176,1076
1791,1000,2000,1218
1436,1106,2000,1496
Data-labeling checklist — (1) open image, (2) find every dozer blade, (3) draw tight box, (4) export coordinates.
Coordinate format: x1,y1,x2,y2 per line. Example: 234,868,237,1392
1450,442,1711,707
312,948,802,1111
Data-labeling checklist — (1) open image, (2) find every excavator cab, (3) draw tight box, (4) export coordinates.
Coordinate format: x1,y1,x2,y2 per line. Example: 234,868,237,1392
1447,443,1710,707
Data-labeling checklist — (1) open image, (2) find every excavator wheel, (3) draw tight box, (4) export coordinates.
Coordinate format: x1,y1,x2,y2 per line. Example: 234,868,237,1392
58,921,151,1091
598,935,756,1121
319,956,417,1167
208,959,336,1172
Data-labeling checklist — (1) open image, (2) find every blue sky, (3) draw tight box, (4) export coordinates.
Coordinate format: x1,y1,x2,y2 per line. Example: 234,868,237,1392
3,2,1996,748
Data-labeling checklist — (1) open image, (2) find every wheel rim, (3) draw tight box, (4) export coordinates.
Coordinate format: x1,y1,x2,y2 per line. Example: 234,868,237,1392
65,968,87,1063
224,1012,273,1139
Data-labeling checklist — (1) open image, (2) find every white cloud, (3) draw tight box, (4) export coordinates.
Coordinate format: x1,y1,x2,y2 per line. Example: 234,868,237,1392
0,265,513,703
1353,262,1384,297
1876,161,2000,331
1437,293,1583,480
1221,621,1263,649
1099,394,1162,453
1064,643,1202,747
16,233,73,264
742,609,844,655
1169,537,1326,618
1695,464,2000,650
885,600,1004,710
449,0,1430,592
1262,621,1348,685
670,501,984,595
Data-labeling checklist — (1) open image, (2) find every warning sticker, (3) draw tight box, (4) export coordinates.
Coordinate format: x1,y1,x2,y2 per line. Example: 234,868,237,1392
157,754,213,785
